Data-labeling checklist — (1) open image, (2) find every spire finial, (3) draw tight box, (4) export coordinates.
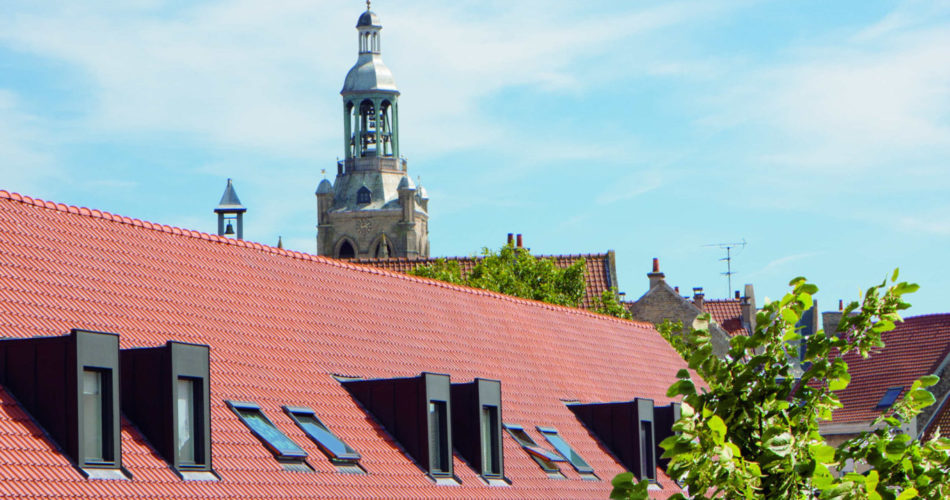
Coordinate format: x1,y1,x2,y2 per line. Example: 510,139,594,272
366,0,371,11
321,168,327,178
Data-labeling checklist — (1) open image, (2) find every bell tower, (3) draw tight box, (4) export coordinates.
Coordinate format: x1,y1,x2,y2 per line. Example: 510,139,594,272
316,3,430,259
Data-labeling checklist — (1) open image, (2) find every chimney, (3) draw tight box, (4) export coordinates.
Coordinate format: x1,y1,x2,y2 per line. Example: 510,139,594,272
693,287,704,311
838,299,843,311
647,258,665,289
734,290,741,300
674,286,679,294
507,233,514,246
516,234,523,248
740,284,756,333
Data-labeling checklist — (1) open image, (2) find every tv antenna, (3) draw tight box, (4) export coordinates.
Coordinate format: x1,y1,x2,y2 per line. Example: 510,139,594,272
704,239,747,297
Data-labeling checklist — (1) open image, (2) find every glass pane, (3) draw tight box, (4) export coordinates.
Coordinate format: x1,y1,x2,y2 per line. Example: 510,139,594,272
237,409,306,457
640,421,654,480
82,370,103,462
177,378,196,463
295,414,358,459
541,431,593,473
429,401,449,473
481,406,500,476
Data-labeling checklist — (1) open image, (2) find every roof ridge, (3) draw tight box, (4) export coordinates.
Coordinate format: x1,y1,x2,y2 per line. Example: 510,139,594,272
0,189,646,327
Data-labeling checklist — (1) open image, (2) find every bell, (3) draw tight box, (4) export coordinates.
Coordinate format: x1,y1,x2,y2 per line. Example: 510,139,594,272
224,222,235,235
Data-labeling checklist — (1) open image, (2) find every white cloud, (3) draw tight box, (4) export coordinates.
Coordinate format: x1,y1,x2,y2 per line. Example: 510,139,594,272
0,90,61,194
596,169,664,205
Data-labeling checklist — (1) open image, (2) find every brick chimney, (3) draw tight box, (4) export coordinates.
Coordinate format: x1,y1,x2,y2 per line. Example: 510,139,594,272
734,290,741,300
507,233,514,246
516,234,523,248
693,287,705,311
647,258,665,289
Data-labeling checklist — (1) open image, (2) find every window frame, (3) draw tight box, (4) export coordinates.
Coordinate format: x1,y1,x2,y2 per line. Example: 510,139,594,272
536,426,595,475
282,406,361,463
81,367,114,467
503,423,565,473
227,400,308,462
876,386,904,409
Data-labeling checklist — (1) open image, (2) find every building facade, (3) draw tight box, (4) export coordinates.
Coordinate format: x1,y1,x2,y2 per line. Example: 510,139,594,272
315,7,429,259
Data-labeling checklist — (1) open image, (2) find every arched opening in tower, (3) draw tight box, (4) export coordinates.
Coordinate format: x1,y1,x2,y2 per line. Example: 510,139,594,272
338,240,356,259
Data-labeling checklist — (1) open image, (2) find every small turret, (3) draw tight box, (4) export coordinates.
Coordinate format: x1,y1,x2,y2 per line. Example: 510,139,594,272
398,175,416,223
214,179,246,240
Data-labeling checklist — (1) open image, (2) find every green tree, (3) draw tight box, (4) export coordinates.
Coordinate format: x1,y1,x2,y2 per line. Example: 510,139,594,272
410,243,586,308
611,271,950,500
593,287,633,320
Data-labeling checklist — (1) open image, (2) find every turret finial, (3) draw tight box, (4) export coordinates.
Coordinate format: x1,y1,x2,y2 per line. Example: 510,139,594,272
366,0,371,11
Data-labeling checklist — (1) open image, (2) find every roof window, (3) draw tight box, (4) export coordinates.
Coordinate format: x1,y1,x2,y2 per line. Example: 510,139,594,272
283,406,363,472
876,386,904,409
503,423,565,478
227,401,310,471
537,426,596,479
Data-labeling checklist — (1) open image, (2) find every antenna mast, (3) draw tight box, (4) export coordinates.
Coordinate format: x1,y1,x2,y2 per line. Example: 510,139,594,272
704,239,747,296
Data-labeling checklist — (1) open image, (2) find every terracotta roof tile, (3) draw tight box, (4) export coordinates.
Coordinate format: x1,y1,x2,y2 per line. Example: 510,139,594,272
0,191,684,498
832,314,950,424
922,392,950,441
351,252,615,310
699,299,747,336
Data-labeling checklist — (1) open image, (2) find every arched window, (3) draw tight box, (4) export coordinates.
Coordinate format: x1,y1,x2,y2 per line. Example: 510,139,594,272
357,187,371,204
374,240,393,258
338,240,356,259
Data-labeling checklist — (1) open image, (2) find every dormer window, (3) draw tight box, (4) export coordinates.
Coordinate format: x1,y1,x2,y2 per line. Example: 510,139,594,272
343,372,457,482
450,378,505,482
503,424,565,477
357,186,371,204
120,341,214,479
0,329,125,479
283,406,363,472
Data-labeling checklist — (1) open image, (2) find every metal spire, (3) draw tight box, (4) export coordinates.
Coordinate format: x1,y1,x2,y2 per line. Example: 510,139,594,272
366,0,371,11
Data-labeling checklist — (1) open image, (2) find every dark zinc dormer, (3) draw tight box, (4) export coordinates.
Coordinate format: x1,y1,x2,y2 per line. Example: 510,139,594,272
0,329,124,479
120,341,214,479
569,398,657,481
450,378,504,482
343,372,455,481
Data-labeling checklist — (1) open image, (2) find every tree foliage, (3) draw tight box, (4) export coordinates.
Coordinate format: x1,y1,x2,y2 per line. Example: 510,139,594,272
409,243,587,308
593,287,633,320
611,271,950,500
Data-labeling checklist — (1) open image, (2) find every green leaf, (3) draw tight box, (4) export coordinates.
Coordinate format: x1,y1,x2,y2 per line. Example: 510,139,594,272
917,375,939,388
707,415,727,445
611,471,634,488
810,443,835,464
812,463,834,488
896,487,918,500
781,308,800,325
892,268,900,282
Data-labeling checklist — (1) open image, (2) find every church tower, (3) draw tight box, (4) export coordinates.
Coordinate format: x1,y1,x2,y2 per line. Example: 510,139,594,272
316,3,430,259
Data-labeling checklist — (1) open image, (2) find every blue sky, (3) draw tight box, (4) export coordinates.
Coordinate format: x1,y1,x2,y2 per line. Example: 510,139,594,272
1,0,948,315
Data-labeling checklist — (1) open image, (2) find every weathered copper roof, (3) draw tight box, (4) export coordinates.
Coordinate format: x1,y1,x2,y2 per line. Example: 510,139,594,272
0,190,684,498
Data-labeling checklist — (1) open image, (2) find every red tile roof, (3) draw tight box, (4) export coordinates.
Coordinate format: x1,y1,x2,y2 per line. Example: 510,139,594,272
698,299,747,336
350,251,616,310
832,314,950,424
0,190,686,498
922,392,950,441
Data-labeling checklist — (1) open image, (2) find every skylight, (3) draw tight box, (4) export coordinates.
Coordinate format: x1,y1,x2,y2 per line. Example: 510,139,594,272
227,401,307,462
876,386,904,409
503,424,565,474
283,406,361,463
537,426,595,475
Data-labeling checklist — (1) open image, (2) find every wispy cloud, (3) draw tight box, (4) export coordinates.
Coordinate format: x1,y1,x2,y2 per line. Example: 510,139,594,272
596,169,664,205
750,252,822,279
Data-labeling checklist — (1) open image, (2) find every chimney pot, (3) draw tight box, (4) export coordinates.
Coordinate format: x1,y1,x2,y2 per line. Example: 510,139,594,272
652,258,659,273
839,299,843,311
516,234,523,248
647,258,666,289
693,287,705,311
674,286,679,293
507,233,514,245
735,290,741,300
